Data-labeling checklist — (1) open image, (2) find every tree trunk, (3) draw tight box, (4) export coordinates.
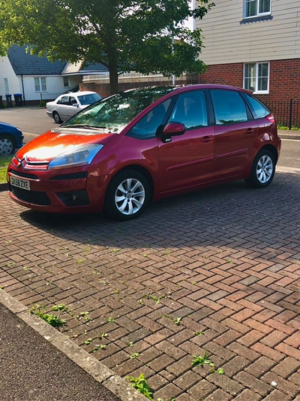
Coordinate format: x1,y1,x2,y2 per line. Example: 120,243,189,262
109,66,119,95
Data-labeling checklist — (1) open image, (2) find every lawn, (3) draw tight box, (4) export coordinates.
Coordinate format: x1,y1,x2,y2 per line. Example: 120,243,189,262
0,155,12,183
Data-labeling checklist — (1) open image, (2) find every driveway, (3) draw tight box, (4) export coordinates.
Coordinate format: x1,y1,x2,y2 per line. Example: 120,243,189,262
1,171,300,400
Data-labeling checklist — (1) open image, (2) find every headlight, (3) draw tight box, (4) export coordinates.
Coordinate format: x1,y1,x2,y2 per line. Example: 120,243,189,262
48,144,104,169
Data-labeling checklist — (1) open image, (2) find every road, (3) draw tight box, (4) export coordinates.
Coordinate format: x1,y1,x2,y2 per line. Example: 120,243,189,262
0,107,299,168
0,303,120,401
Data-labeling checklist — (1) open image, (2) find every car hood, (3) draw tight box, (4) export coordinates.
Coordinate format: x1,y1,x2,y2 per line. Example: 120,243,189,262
16,128,115,163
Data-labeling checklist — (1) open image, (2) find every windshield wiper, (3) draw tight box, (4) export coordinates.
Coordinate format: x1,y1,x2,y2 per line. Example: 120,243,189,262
65,124,106,130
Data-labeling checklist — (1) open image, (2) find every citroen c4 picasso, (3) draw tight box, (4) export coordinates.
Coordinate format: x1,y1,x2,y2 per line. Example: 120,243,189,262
7,85,281,220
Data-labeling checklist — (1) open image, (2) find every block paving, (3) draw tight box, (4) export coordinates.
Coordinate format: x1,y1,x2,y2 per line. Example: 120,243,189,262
1,172,300,400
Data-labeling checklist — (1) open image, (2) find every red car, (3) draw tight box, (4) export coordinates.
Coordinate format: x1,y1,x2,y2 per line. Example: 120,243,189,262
7,85,281,220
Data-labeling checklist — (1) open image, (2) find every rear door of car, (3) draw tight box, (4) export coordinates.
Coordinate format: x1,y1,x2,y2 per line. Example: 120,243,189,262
209,89,257,179
56,96,71,121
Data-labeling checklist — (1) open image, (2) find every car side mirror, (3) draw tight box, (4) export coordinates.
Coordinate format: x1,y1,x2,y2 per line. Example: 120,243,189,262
161,122,185,142
72,103,79,107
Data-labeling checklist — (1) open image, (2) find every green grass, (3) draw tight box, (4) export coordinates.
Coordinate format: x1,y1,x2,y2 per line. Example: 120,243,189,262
0,155,13,167
0,155,12,183
0,167,7,183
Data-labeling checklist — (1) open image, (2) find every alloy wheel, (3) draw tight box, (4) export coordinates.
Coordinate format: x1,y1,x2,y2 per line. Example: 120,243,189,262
256,155,273,184
0,138,13,155
115,178,145,215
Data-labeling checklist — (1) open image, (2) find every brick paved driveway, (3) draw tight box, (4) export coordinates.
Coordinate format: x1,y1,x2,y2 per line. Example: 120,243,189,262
1,173,300,400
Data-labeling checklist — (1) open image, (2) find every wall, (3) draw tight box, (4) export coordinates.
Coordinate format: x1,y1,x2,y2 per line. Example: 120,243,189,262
0,56,20,98
22,76,68,102
200,58,300,101
197,0,300,65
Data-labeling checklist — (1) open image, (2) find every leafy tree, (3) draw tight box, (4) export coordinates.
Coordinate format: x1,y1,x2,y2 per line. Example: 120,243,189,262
0,0,214,94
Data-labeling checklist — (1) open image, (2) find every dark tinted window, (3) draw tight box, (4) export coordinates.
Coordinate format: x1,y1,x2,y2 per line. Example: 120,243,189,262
78,93,102,105
169,91,207,129
211,90,248,125
245,94,269,119
57,96,70,105
128,99,171,139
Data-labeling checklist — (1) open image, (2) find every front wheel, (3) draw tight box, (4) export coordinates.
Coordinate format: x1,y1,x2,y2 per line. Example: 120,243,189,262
245,149,275,188
105,169,150,221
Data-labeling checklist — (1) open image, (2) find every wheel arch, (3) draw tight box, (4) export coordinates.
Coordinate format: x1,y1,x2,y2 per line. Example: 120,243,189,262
259,144,278,164
0,133,17,147
108,164,155,200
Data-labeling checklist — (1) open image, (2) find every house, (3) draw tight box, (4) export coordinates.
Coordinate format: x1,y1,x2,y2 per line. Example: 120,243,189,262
197,0,300,103
0,45,108,105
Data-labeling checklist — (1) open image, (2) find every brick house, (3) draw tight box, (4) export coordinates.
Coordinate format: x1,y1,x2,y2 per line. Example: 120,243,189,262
197,0,300,103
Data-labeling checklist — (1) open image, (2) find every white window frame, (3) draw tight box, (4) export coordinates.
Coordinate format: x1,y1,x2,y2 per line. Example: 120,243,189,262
243,0,271,19
63,76,69,87
4,78,9,93
34,77,47,92
243,62,270,94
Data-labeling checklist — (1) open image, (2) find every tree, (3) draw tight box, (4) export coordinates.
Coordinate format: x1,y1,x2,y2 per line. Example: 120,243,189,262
0,0,214,94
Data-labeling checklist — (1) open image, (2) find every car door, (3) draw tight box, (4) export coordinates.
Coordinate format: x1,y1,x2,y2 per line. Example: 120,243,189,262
56,95,71,121
210,89,257,179
67,96,79,119
158,90,214,193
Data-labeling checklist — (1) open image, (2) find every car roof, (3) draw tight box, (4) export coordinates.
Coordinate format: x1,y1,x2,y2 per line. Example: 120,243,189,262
68,91,97,96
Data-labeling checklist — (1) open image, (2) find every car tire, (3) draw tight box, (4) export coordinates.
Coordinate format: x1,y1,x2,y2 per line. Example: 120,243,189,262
245,149,276,188
0,135,16,155
53,112,62,124
105,169,150,221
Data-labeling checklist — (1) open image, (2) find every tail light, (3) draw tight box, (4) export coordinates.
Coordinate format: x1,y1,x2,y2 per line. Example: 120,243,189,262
266,114,275,124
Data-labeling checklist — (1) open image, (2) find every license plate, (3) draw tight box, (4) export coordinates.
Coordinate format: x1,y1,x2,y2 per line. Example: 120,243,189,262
10,176,30,191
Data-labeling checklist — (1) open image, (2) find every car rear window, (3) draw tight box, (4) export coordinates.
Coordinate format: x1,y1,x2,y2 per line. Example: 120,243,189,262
244,94,270,119
78,94,102,105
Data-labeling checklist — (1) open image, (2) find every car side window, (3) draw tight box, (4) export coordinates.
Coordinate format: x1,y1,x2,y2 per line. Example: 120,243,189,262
211,90,248,125
244,94,270,119
169,91,208,129
57,96,70,105
128,99,171,139
70,97,77,105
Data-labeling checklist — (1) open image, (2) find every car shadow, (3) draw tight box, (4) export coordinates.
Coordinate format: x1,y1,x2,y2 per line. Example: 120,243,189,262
19,175,298,257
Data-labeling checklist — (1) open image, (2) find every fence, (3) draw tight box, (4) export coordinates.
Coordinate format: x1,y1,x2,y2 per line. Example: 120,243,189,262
264,100,300,129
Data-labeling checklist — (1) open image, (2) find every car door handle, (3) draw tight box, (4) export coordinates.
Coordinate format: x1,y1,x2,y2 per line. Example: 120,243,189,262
201,136,212,143
246,128,254,134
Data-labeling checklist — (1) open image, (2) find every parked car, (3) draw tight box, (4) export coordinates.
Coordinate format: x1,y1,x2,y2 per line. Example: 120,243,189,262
46,91,102,123
0,122,23,155
8,84,281,220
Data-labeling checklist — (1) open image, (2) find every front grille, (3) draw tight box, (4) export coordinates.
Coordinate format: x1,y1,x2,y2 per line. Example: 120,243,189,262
50,172,88,181
8,169,39,180
11,186,51,206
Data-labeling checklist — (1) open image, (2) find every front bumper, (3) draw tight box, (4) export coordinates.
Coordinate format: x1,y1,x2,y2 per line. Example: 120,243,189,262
7,165,110,213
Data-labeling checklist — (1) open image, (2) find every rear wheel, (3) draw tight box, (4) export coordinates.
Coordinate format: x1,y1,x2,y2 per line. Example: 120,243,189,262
245,149,275,188
53,112,62,124
105,169,150,221
0,135,15,155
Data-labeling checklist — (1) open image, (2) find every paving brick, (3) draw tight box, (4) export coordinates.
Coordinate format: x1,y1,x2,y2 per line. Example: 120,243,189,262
207,372,244,396
205,389,233,400
154,383,182,400
245,356,276,378
173,371,200,391
221,356,250,377
233,389,262,400
263,390,292,401
261,330,288,347
237,329,265,347
276,343,300,361
262,372,299,398
188,379,216,399
252,342,285,362
284,332,300,348
235,371,271,396
272,357,300,379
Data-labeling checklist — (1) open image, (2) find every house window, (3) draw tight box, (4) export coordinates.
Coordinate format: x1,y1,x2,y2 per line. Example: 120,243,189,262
34,77,47,92
244,0,271,18
63,77,69,87
244,62,270,94
4,78,9,93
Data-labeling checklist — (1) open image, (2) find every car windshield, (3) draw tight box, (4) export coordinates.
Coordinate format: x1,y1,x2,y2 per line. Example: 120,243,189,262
78,93,102,105
63,87,176,133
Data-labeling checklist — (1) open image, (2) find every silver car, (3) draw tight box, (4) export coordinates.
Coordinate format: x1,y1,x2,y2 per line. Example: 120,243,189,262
46,91,102,123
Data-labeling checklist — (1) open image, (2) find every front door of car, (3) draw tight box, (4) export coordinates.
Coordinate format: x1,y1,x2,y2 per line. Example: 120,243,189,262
158,90,214,193
67,96,79,119
210,89,257,179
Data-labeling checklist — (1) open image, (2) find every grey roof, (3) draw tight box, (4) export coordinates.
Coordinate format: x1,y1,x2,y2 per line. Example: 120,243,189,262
8,45,67,76
80,63,108,73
